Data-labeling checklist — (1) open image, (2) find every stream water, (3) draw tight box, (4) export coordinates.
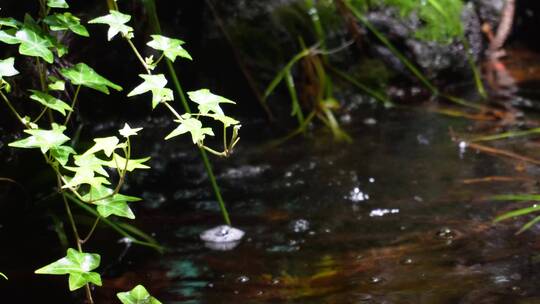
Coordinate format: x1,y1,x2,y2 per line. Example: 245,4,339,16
3,51,540,303
94,93,540,302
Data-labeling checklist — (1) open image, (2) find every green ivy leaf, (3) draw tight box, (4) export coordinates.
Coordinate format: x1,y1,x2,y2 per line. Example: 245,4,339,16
47,0,69,8
106,153,151,172
15,27,54,63
84,136,120,157
0,29,19,44
60,63,122,94
89,10,133,41
187,89,235,115
0,57,19,79
9,123,70,153
44,13,89,37
0,17,22,28
127,74,173,109
35,248,101,291
50,145,76,166
73,153,109,176
165,116,214,144
62,167,111,189
48,77,65,91
29,90,72,116
147,34,192,62
117,285,162,304
82,185,140,219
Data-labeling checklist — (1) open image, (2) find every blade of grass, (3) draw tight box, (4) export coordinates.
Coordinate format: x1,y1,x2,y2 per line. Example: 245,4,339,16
516,215,540,234
494,204,540,222
143,0,232,226
471,128,540,142
65,193,164,252
492,194,540,201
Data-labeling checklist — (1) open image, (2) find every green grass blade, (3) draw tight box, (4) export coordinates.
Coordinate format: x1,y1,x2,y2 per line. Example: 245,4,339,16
492,194,540,201
285,70,305,125
65,193,164,252
142,0,232,226
472,128,540,142
264,49,310,99
516,215,540,234
329,66,393,107
494,204,540,222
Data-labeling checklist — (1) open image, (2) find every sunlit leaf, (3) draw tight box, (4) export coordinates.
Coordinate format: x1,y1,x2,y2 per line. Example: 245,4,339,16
187,89,235,115
0,29,19,44
0,17,22,28
73,153,109,176
15,27,54,63
106,153,151,172
89,10,133,41
35,248,101,291
50,145,76,166
47,0,69,8
117,285,162,304
60,63,122,94
62,167,111,189
84,136,120,157
165,116,214,144
48,77,65,91
82,185,140,219
29,90,72,116
0,57,18,79
127,74,173,109
147,34,192,62
119,123,142,138
9,123,70,153
210,113,239,127
44,13,89,37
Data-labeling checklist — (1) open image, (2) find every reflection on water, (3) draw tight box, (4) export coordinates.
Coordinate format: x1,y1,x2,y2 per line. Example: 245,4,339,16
94,105,540,304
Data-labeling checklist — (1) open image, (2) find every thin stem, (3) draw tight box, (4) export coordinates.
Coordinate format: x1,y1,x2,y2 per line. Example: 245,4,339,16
223,124,227,152
64,85,81,125
200,145,227,157
126,39,151,74
33,107,48,123
199,148,231,225
153,53,166,66
161,101,183,120
0,90,24,125
79,217,100,244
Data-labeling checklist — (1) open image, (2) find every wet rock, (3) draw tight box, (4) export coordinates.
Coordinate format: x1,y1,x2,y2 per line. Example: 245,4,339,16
200,225,245,251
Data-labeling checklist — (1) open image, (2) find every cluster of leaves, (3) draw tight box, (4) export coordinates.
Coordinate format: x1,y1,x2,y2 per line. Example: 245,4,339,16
0,0,242,302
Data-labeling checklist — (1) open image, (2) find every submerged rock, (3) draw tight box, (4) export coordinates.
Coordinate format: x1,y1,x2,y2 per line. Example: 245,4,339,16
200,225,245,251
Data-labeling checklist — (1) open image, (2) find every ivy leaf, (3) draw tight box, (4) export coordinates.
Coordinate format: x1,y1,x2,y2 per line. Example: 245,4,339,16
50,145,76,166
35,248,101,291
84,136,120,157
9,123,70,153
0,17,22,28
165,116,214,144
73,153,109,176
60,63,122,94
147,34,192,62
106,153,151,172
89,10,133,41
119,123,142,138
44,13,89,37
0,29,19,44
15,27,54,63
117,285,162,304
187,89,235,115
29,90,72,116
127,74,173,109
47,0,69,8
210,114,239,127
62,166,111,189
82,185,140,219
48,77,65,91
0,57,19,79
